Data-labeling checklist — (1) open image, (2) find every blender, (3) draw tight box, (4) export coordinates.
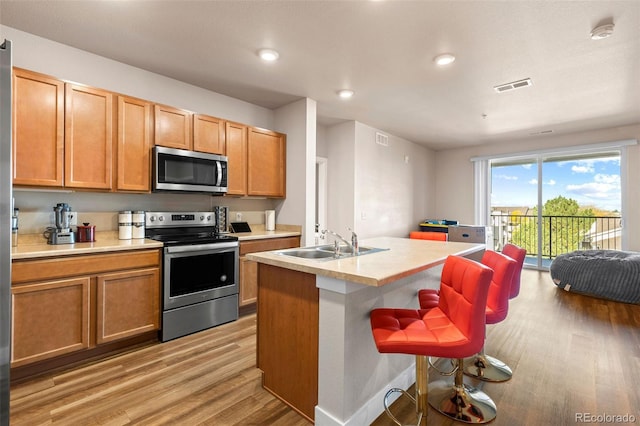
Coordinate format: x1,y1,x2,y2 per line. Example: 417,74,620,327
46,203,76,244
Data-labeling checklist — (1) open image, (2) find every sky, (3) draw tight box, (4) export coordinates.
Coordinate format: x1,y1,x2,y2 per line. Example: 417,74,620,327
491,155,621,212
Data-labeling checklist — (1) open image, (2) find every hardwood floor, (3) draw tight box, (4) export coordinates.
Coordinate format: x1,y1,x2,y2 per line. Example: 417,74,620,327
10,269,640,425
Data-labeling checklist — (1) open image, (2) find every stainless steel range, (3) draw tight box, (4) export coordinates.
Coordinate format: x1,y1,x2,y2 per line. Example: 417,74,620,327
145,211,239,342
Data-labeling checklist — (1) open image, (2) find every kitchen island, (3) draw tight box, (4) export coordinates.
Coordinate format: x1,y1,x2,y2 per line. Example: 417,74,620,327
246,236,484,426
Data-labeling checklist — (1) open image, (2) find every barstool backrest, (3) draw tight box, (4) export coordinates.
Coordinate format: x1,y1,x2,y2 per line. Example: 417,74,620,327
502,244,527,299
481,251,517,324
438,255,494,354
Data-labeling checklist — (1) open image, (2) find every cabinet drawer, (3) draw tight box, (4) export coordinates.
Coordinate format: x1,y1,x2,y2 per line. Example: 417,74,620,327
239,236,300,255
12,249,161,284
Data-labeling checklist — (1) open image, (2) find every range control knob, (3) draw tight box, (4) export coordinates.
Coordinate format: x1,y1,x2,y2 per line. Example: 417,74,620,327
200,215,205,221
148,215,155,222
158,216,164,222
206,215,211,221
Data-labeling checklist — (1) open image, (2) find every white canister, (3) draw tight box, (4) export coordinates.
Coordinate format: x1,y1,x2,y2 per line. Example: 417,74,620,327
265,210,276,231
119,210,132,240
132,211,145,239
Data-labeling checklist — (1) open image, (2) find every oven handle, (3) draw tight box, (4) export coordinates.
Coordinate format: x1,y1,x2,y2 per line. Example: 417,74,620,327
165,241,239,253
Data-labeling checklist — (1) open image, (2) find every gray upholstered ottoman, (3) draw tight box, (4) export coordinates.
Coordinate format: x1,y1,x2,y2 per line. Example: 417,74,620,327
550,250,640,304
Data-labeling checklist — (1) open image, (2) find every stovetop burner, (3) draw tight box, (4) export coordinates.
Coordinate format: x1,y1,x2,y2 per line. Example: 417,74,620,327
144,211,238,247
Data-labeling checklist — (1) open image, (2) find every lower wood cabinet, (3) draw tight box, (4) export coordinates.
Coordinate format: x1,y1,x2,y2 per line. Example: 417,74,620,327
239,236,300,307
12,277,91,367
96,268,160,344
11,249,161,369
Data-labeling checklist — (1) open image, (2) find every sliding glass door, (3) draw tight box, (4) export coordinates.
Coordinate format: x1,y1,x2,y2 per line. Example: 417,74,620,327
490,151,622,269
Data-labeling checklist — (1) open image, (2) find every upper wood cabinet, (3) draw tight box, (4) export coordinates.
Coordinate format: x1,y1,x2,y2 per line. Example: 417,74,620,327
194,114,225,154
225,121,248,196
12,68,65,187
64,84,114,190
117,96,152,192
154,104,192,150
247,127,286,197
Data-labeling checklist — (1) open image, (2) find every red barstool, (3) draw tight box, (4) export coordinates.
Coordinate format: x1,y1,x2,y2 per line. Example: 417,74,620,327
417,251,517,382
370,255,495,424
461,251,516,382
502,243,526,299
409,231,447,241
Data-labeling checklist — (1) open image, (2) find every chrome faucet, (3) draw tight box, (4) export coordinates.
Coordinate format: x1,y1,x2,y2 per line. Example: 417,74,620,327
321,228,359,256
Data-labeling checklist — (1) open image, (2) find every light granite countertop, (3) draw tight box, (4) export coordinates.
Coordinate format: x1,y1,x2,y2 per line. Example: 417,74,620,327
11,225,302,260
245,236,484,287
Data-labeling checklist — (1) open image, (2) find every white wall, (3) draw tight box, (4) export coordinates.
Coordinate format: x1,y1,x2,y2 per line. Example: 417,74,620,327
274,98,317,246
326,121,436,240
326,122,356,238
434,124,640,251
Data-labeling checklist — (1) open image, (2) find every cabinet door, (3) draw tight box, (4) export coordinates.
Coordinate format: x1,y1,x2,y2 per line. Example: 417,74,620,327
247,127,286,197
239,236,300,308
11,277,91,368
96,268,160,344
239,257,258,306
154,104,192,150
65,83,113,189
12,68,64,187
225,121,248,195
117,96,152,191
194,114,225,154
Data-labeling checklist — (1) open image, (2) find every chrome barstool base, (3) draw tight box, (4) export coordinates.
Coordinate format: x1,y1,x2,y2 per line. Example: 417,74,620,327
427,379,497,424
463,353,513,382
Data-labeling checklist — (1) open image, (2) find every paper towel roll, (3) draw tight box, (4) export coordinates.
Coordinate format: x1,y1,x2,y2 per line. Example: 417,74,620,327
265,210,276,231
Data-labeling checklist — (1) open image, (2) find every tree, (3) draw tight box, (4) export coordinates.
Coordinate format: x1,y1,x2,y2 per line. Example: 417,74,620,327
510,196,595,258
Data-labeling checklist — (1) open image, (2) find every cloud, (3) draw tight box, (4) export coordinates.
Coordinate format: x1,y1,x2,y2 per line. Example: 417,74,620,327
594,173,620,184
571,165,594,173
495,174,518,180
529,178,537,185
546,179,556,186
522,164,532,170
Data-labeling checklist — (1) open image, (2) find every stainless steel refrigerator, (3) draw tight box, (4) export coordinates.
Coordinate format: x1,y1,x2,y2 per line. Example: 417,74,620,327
0,38,13,425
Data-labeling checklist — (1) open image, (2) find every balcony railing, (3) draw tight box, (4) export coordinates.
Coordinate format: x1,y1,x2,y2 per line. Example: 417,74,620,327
491,214,622,261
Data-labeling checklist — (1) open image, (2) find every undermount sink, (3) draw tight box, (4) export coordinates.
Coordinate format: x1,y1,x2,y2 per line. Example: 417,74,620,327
276,244,388,261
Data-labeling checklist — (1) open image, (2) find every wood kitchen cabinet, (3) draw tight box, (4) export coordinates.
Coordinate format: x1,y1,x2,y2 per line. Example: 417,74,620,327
238,236,300,307
96,268,160,344
11,249,161,372
227,124,287,198
117,95,152,192
12,68,65,187
247,127,286,197
194,113,225,154
225,121,248,195
11,277,91,367
64,83,114,190
154,104,193,150
12,68,115,191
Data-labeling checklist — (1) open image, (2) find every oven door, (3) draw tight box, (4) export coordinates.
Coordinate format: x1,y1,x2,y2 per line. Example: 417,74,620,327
163,242,238,310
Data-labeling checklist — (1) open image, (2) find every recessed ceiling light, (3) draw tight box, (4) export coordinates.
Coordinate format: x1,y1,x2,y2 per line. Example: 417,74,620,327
258,48,279,61
590,23,614,40
337,89,354,99
433,53,456,66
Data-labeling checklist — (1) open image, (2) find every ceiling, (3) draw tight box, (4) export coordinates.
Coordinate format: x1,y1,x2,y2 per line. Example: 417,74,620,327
1,1,639,151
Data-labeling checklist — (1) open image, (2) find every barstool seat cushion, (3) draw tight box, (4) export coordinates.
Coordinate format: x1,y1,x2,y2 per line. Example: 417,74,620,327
550,250,640,304
370,308,481,359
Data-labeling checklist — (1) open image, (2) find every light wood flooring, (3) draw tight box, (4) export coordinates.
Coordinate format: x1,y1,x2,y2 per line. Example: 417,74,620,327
10,269,640,425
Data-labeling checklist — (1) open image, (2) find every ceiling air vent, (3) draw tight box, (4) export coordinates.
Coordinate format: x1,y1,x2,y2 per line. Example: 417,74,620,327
493,78,533,93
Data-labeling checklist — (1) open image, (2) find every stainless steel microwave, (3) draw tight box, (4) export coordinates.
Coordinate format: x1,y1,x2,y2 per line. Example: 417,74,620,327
153,146,228,195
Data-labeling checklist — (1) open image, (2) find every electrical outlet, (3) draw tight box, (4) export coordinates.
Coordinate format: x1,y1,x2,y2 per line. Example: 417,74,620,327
236,212,242,221
68,211,78,226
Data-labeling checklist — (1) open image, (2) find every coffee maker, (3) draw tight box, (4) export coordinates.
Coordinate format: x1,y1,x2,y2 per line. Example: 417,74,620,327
46,203,76,245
